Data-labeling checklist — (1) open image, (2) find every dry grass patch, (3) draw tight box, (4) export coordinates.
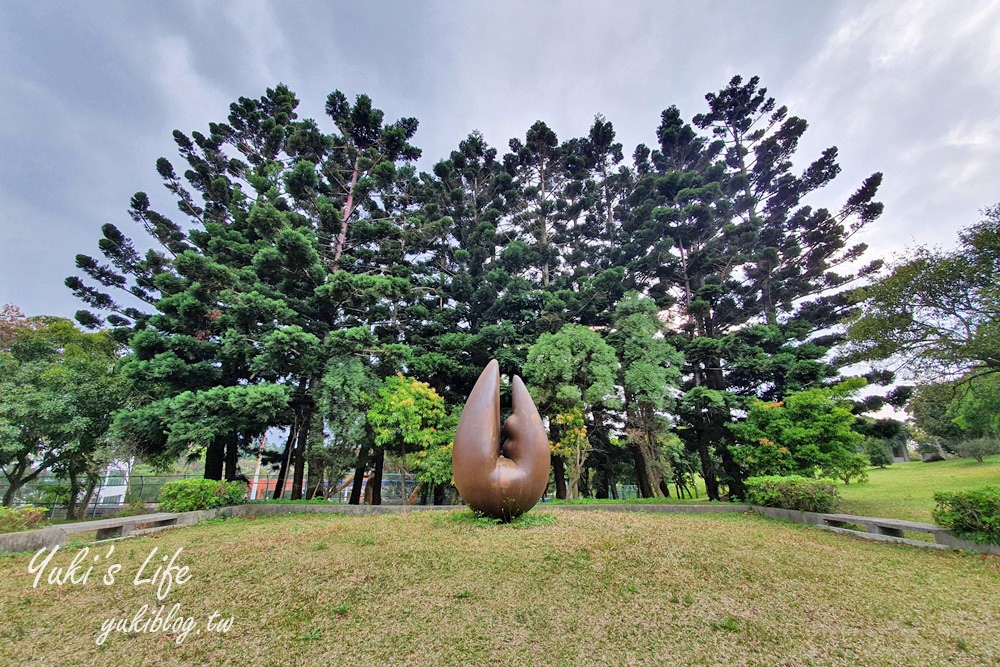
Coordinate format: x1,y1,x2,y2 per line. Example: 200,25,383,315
1,510,998,666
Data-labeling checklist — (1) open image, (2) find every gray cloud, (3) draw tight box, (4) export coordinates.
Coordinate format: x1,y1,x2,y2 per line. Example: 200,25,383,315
1,0,996,319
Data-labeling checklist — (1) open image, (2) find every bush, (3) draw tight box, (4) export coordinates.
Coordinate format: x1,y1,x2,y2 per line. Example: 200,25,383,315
955,438,1000,463
115,500,150,517
932,486,1000,544
745,476,840,513
0,505,47,533
863,438,894,468
157,479,246,512
822,452,870,485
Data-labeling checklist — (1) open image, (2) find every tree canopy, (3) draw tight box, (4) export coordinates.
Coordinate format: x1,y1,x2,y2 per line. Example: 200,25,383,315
58,75,892,504
0,315,124,507
848,204,1000,380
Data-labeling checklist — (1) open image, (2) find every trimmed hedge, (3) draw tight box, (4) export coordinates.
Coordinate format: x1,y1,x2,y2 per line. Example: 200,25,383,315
745,475,840,513
0,505,47,533
157,478,246,513
933,486,1000,545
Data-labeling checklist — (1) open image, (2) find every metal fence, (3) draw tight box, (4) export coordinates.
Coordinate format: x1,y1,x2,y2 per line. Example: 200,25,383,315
2,474,641,518
1,472,424,518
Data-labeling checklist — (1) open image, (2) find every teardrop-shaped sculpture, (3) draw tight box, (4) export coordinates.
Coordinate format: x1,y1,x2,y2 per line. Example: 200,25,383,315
452,360,550,521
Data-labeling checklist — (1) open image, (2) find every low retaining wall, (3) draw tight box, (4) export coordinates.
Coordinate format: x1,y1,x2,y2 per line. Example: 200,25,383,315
2,502,996,556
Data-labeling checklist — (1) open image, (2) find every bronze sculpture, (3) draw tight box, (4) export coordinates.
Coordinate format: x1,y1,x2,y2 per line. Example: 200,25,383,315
452,360,550,521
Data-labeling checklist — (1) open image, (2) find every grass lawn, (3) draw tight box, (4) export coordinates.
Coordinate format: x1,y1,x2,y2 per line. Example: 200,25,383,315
837,455,1000,522
2,509,999,667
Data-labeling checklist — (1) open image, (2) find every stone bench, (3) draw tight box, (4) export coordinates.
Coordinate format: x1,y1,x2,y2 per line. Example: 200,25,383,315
0,512,180,552
819,513,947,540
79,513,180,540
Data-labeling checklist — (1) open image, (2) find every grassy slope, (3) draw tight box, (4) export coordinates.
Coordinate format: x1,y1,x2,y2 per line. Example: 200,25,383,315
2,510,999,667
837,455,1000,522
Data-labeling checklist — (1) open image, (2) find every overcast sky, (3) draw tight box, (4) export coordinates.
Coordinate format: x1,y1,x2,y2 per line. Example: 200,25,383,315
1,1,998,320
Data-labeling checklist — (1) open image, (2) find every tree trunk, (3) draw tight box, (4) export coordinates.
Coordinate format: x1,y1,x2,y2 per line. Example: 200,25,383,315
224,433,239,481
272,423,297,500
433,484,446,505
595,455,610,499
348,448,368,505
720,446,746,501
2,481,19,507
578,465,590,499
290,411,311,500
79,478,99,518
370,447,384,505
305,457,322,500
553,456,567,500
2,483,20,508
630,444,655,498
332,156,361,267
697,439,720,501
205,436,225,481
66,469,82,520
658,478,671,498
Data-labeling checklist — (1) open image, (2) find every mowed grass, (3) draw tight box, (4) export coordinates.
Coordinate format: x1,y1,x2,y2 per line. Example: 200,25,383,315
1,510,999,667
837,455,1000,522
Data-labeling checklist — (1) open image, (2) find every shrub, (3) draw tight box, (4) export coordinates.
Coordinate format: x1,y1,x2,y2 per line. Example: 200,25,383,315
115,500,150,517
863,438,894,468
157,479,246,512
0,505,47,533
745,475,840,513
823,452,870,485
955,438,1000,463
932,486,1000,544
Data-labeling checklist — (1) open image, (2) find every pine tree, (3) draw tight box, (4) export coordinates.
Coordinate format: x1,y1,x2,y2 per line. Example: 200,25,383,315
625,77,884,499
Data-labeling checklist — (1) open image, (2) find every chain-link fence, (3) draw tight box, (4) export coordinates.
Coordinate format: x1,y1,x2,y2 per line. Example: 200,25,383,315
3,473,640,518
1,471,426,518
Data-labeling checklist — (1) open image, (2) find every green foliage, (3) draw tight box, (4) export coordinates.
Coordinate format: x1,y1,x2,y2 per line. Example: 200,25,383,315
608,293,684,498
62,77,889,504
368,374,449,452
114,500,150,518
524,324,618,412
551,406,590,498
729,381,865,477
745,476,840,513
932,486,1000,544
906,374,1000,457
823,451,870,485
0,505,46,533
0,316,124,506
953,374,1000,439
848,204,1000,378
69,85,428,487
737,437,796,478
905,381,965,446
862,438,894,468
368,374,455,487
955,438,1000,464
524,323,618,498
163,385,292,450
157,478,246,512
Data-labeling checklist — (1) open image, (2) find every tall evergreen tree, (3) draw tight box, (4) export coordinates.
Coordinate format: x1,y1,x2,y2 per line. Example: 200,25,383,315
625,76,883,499
67,86,427,495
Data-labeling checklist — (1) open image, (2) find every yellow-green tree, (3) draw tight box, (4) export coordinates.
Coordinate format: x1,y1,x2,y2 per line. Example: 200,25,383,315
367,374,454,504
